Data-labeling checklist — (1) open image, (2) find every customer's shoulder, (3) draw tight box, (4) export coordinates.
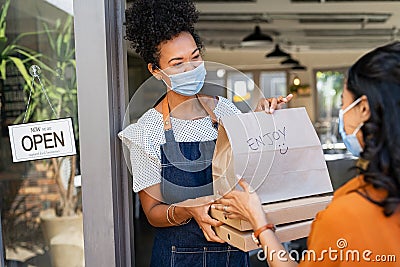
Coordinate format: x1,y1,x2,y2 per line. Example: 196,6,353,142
333,175,365,198
317,176,375,221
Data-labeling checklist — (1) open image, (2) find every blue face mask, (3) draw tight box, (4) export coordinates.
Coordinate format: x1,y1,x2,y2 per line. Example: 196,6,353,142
338,97,364,157
159,62,206,96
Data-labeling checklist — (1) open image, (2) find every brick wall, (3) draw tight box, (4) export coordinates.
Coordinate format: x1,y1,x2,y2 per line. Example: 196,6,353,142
1,160,61,247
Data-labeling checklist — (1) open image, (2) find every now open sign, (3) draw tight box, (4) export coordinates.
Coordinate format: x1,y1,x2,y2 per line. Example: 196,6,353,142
8,118,76,162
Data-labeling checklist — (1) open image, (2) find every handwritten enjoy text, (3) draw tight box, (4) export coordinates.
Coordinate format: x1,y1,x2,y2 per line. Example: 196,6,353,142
246,126,288,154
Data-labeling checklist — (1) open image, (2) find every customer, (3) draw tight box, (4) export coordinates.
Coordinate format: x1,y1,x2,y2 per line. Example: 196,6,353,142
120,0,292,266
214,41,400,266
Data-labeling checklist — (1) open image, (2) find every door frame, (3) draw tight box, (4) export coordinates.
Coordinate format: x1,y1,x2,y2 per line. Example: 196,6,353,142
74,0,134,266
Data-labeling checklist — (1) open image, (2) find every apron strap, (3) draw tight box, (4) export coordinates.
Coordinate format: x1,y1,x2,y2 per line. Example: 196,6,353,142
162,94,172,131
162,93,218,131
195,94,218,127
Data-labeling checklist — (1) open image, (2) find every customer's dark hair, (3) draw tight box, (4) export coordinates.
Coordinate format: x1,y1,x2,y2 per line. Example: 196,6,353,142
347,41,400,216
125,0,203,68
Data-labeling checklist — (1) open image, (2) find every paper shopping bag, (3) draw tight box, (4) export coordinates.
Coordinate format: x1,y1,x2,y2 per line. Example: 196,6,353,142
212,107,333,204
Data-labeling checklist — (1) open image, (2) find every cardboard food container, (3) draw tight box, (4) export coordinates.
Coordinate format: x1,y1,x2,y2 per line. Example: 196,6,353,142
214,220,314,252
211,108,333,250
210,194,332,231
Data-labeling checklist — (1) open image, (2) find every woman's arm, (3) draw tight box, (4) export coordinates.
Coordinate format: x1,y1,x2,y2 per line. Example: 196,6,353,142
213,179,297,267
139,184,225,243
139,186,178,227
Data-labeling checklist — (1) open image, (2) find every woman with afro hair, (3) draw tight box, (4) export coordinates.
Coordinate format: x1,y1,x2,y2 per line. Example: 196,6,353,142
120,1,292,266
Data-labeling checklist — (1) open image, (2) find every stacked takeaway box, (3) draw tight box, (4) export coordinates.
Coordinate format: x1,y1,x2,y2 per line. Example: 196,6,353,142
211,108,333,251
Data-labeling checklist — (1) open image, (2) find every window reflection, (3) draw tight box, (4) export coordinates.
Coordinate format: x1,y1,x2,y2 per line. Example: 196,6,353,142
0,1,82,266
315,69,347,149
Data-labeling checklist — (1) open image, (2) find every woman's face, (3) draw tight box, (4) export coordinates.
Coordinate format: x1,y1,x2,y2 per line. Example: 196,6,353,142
150,31,203,87
341,84,368,147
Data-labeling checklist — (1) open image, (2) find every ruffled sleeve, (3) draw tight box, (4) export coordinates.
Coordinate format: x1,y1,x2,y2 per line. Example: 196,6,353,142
117,97,241,192
118,110,164,192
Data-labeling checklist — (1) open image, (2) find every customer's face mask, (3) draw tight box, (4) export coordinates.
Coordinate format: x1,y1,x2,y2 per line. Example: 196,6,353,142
338,97,363,157
158,62,206,96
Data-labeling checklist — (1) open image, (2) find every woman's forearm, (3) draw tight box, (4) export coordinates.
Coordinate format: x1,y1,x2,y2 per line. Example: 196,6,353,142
145,203,192,227
247,207,297,266
139,189,192,227
258,230,298,267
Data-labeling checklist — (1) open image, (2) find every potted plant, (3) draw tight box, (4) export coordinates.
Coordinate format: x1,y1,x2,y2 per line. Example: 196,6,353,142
289,84,311,96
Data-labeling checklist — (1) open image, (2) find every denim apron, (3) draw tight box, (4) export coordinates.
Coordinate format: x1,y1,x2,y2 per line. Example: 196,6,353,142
150,95,249,267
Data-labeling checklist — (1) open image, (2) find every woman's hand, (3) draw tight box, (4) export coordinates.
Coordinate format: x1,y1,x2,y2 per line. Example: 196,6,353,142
255,94,293,114
182,204,225,243
213,179,268,230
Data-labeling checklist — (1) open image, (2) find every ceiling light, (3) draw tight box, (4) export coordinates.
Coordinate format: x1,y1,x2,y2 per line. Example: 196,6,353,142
293,76,301,86
281,56,299,65
241,26,273,46
265,44,290,58
216,69,226,78
291,64,307,71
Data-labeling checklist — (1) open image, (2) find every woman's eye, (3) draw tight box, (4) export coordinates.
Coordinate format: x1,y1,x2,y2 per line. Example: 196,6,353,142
192,54,200,60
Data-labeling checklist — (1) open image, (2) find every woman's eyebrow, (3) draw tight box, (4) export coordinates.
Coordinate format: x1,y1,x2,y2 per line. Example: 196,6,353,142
167,48,200,64
168,57,183,64
192,48,200,55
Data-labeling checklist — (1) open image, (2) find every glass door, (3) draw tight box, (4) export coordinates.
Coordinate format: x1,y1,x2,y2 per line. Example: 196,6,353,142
0,1,82,266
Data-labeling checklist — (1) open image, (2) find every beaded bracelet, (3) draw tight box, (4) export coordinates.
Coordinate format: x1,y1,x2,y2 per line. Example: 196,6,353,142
171,205,192,226
166,204,176,225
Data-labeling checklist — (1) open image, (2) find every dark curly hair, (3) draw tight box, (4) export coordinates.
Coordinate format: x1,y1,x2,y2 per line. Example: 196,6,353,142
347,41,400,216
125,0,203,69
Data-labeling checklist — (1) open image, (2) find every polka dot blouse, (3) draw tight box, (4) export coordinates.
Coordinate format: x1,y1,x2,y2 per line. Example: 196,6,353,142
118,96,241,192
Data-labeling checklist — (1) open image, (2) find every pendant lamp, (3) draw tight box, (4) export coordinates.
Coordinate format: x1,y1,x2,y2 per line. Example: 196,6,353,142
265,44,290,58
281,56,299,65
291,64,307,71
293,76,301,86
241,26,273,46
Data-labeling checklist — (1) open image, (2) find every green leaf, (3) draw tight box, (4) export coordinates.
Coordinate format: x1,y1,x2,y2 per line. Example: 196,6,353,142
8,56,34,91
0,35,6,45
0,60,6,80
15,49,57,75
55,19,61,29
56,87,67,94
43,22,55,52
56,31,63,57
0,0,10,39
10,30,50,45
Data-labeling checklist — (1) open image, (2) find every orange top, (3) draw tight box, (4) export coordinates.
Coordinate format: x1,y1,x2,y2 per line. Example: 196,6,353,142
299,175,400,267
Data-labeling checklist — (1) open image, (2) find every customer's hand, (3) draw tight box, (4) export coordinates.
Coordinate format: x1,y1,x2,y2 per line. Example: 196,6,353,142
213,179,268,230
183,203,225,243
255,94,293,114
